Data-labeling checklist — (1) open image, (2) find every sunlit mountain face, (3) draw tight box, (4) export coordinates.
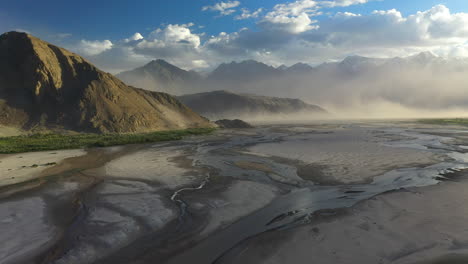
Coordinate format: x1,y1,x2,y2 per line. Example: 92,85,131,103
4,2,468,264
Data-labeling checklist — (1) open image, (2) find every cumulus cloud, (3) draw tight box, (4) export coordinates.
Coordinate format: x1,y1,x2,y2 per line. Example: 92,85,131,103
311,5,468,49
235,8,264,20
134,24,201,57
259,0,320,33
124,32,143,43
201,4,468,67
75,39,113,56
321,0,370,8
202,1,240,16
257,0,371,34
67,3,468,73
117,24,204,69
148,24,199,47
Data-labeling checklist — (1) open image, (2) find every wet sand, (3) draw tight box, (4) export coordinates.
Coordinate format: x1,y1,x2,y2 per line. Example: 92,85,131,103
219,172,468,264
247,127,442,184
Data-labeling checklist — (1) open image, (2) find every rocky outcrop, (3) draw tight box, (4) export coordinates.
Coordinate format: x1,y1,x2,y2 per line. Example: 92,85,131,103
215,119,253,129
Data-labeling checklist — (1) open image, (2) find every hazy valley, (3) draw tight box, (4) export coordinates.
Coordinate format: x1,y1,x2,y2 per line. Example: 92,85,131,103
3,1,468,263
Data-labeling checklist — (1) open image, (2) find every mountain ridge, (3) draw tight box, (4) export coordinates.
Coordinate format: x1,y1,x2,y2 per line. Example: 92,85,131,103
114,52,455,95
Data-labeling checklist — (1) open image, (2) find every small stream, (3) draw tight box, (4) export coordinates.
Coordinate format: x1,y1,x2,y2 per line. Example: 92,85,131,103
171,174,210,228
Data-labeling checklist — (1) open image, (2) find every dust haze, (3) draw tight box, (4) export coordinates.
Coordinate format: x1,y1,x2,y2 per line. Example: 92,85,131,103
199,58,468,120
116,54,468,120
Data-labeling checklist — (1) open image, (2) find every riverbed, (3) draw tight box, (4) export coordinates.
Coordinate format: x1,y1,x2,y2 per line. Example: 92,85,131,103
1,121,468,264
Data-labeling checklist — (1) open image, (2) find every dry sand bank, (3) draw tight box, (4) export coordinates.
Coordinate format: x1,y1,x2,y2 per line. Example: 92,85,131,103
0,150,87,188
103,146,197,189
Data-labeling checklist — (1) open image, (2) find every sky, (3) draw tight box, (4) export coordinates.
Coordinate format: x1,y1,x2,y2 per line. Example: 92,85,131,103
2,0,468,73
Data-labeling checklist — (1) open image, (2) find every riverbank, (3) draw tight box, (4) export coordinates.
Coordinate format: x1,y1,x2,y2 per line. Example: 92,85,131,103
0,128,216,154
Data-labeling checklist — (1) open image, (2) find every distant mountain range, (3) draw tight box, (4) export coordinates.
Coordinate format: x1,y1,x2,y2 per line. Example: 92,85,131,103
315,52,454,75
207,60,281,82
0,32,212,133
178,90,327,120
116,51,466,95
115,51,468,113
116,59,327,95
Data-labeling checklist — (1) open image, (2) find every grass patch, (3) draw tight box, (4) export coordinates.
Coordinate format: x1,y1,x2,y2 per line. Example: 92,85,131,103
418,118,468,126
0,128,216,154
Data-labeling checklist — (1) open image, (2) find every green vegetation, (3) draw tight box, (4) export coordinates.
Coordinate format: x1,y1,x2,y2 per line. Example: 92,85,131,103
0,128,216,154
418,118,468,126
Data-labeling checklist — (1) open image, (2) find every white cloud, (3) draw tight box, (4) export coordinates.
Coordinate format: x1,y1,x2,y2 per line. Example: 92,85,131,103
191,59,209,69
258,0,374,34
334,12,361,18
259,0,319,33
76,39,113,56
261,12,319,33
270,0,318,17
124,32,144,43
200,4,468,67
122,24,204,69
133,24,200,56
316,5,468,48
259,0,321,34
72,4,468,72
202,1,240,16
235,8,263,20
141,24,201,49
321,0,370,8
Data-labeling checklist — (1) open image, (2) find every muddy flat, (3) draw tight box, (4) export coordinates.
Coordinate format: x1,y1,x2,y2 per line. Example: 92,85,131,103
2,121,468,264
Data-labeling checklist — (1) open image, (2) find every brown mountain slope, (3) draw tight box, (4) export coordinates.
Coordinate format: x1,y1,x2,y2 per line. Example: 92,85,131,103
0,32,213,133
178,90,327,120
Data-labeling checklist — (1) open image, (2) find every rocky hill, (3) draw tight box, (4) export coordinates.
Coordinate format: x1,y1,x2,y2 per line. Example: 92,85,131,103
178,90,327,120
0,32,213,133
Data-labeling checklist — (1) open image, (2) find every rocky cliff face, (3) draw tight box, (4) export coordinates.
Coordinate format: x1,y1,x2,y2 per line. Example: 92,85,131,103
0,32,213,133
